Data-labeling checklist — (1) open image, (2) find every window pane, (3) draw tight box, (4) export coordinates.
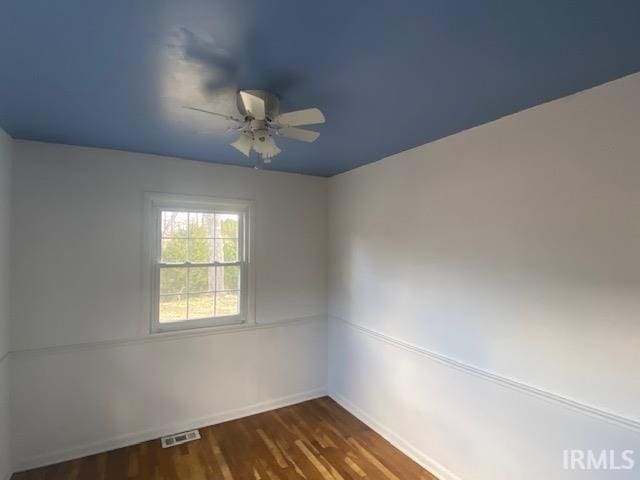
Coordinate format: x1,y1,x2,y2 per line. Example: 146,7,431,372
161,211,188,238
159,294,187,322
188,267,215,293
189,212,215,238
215,238,238,263
216,291,239,316
216,213,239,238
216,265,240,291
161,238,187,263
188,238,215,263
160,267,187,295
188,292,215,319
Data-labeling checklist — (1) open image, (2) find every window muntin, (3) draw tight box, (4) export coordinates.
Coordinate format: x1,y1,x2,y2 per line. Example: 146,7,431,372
149,197,251,332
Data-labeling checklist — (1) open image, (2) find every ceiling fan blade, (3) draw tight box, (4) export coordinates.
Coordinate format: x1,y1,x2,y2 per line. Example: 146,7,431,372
197,125,242,135
239,91,266,120
278,127,320,143
230,134,253,157
275,108,325,127
182,106,243,123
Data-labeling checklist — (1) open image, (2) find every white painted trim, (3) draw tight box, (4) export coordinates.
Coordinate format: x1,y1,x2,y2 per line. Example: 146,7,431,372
330,392,461,480
331,316,640,433
13,387,328,472
10,315,326,359
143,192,256,334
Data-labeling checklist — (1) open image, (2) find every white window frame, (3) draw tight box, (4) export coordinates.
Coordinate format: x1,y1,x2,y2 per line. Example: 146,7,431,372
144,193,255,334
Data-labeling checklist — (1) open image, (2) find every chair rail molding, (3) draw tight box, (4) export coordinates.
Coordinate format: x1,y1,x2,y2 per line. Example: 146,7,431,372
330,315,640,433
10,314,327,359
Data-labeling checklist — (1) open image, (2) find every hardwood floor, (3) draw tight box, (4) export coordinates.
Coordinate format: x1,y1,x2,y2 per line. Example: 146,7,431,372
13,397,437,480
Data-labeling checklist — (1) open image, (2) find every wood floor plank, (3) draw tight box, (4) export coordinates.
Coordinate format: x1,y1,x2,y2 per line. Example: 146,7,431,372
13,397,436,480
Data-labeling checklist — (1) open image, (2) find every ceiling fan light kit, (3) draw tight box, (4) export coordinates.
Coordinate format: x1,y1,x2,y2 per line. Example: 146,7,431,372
184,89,325,165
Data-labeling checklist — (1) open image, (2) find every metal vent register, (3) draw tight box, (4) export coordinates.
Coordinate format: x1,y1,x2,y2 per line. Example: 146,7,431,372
161,429,201,448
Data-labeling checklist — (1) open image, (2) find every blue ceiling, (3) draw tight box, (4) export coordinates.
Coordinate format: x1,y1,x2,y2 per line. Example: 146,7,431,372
1,1,640,176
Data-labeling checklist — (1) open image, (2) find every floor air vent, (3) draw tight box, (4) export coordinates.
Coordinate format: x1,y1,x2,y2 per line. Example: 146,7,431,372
161,429,201,448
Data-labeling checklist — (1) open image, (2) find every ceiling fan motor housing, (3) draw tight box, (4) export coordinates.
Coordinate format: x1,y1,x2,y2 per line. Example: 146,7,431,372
237,90,280,121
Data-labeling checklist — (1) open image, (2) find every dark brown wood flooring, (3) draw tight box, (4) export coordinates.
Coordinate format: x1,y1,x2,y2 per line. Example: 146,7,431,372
13,396,437,480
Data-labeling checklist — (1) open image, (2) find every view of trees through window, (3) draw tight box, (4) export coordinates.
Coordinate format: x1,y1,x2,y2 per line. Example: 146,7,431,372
159,210,241,322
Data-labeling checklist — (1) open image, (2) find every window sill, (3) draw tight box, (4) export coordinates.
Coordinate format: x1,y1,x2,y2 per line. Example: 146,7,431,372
151,315,248,335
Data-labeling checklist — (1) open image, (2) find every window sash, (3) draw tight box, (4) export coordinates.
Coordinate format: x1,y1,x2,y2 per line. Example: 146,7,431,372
155,263,246,321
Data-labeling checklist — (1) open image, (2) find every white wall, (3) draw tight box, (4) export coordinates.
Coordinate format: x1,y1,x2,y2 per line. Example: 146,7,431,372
0,128,12,480
9,142,328,469
328,73,640,480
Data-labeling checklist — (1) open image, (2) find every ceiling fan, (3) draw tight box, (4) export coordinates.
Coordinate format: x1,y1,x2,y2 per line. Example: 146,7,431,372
184,90,325,163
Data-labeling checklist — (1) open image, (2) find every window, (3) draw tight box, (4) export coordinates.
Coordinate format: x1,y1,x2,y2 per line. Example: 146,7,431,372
146,194,253,332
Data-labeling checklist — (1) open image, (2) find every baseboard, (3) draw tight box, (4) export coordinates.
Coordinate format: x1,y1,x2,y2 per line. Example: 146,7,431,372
330,392,462,480
14,387,327,473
